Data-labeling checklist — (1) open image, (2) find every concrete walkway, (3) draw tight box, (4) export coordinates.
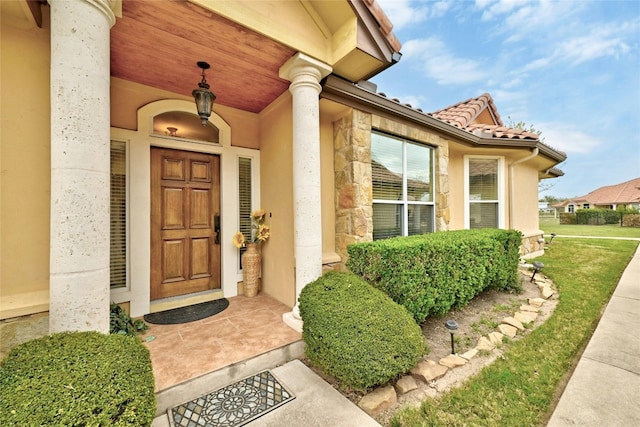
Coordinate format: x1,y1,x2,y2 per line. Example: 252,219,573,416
547,243,640,426
151,346,380,427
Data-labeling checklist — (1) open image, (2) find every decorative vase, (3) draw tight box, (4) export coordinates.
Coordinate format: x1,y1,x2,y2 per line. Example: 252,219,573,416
242,242,261,297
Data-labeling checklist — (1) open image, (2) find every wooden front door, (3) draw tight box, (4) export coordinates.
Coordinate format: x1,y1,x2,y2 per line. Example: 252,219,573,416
151,148,221,300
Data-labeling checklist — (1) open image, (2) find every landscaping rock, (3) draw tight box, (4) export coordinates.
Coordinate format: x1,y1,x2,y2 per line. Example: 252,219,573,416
520,304,540,313
395,375,418,394
503,316,525,330
358,385,397,417
529,297,546,307
460,348,478,360
410,359,449,383
515,311,536,324
476,336,495,351
439,354,467,368
498,323,517,338
488,331,504,345
542,286,554,299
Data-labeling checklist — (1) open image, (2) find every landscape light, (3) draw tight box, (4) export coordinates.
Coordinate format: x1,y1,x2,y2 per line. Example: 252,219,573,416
530,261,544,282
445,319,458,355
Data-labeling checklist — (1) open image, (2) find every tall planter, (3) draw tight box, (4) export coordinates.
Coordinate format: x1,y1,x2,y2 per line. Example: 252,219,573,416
242,243,261,297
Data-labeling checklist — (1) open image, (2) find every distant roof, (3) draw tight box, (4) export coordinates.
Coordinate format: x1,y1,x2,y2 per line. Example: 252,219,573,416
571,177,640,205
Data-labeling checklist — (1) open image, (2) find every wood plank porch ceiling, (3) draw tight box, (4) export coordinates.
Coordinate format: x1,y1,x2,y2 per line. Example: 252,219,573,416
110,0,297,114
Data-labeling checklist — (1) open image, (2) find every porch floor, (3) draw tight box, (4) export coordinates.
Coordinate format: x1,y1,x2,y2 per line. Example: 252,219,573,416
141,293,302,392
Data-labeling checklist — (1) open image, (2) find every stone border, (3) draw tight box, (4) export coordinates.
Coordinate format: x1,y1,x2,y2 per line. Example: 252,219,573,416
358,266,557,417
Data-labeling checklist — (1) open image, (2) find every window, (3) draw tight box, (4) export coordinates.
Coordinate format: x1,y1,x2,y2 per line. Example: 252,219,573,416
568,204,575,213
110,140,127,289
238,157,252,268
465,157,503,229
152,111,219,143
372,132,434,240
583,203,590,209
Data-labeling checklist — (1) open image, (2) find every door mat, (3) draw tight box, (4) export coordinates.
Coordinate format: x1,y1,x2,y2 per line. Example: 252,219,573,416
144,299,229,325
168,370,295,427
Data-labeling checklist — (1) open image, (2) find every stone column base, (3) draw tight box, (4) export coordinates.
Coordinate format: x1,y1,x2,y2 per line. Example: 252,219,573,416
283,312,303,333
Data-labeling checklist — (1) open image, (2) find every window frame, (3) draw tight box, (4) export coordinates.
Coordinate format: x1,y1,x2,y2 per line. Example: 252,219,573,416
464,155,505,229
371,131,435,239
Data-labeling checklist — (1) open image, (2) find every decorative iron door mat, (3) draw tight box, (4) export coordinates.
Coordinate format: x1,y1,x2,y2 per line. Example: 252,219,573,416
168,370,295,427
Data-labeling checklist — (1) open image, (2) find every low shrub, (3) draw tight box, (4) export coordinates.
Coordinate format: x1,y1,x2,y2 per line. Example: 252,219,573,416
0,331,156,426
347,229,522,324
299,271,426,391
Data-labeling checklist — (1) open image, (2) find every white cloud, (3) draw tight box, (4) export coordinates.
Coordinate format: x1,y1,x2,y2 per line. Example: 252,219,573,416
514,19,639,73
558,26,633,65
377,0,455,30
536,123,603,154
403,38,488,85
478,0,531,21
376,0,428,30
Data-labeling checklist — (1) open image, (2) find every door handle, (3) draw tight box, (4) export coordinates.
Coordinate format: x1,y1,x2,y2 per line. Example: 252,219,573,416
214,214,220,244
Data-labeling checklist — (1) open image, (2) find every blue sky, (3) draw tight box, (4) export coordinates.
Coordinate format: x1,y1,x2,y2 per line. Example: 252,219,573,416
370,0,640,199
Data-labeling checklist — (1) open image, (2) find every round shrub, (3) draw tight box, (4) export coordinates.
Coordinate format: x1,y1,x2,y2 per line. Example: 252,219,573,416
299,271,426,391
0,331,156,426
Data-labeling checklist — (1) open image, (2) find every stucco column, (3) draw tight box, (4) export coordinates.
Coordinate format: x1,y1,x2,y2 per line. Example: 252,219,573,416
279,53,331,332
49,0,115,333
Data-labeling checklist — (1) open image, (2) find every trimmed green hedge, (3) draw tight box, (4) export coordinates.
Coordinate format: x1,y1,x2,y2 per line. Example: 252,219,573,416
0,332,156,426
347,229,522,324
299,271,426,391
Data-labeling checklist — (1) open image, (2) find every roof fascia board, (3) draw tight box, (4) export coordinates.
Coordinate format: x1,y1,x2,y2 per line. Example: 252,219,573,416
322,75,567,163
347,0,400,77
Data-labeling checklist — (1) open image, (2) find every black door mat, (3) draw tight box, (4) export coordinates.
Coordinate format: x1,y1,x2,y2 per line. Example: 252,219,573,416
168,370,295,427
144,299,229,325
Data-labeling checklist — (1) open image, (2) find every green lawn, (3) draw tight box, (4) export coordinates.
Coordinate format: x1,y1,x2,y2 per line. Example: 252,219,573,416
391,237,639,427
539,216,640,238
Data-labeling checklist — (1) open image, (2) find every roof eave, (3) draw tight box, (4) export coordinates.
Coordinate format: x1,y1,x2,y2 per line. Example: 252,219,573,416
321,75,567,164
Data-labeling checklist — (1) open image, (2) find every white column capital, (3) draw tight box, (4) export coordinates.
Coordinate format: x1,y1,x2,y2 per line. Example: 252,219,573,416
279,53,332,91
52,0,118,27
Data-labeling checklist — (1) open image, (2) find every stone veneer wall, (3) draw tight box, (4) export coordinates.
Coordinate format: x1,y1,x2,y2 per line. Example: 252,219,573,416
520,232,546,258
333,109,450,267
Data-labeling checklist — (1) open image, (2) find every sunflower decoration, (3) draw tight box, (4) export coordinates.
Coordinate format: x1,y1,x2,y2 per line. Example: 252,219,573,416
232,209,270,248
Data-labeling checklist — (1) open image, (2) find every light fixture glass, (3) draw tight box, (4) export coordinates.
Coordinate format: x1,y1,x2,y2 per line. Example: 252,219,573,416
192,61,216,126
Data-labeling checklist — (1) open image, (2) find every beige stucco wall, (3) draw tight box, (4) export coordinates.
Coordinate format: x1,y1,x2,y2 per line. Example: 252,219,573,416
111,78,260,149
258,93,338,307
258,96,295,306
0,17,51,319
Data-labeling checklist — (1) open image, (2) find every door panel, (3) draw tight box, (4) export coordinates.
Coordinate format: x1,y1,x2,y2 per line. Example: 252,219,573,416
151,148,221,300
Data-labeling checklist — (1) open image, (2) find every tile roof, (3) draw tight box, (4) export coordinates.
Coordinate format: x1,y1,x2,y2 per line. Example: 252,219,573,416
431,93,504,128
465,124,540,140
574,177,640,205
362,0,402,53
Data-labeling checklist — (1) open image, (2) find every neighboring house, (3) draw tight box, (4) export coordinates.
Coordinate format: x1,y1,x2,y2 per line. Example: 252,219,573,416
1,0,566,333
555,177,640,213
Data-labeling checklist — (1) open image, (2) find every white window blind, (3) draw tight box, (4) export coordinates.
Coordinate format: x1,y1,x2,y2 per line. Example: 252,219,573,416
238,157,252,269
468,158,499,229
110,140,127,289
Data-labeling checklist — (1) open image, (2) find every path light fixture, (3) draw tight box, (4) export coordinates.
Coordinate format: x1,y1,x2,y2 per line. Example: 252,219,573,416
445,319,458,355
192,61,216,126
530,261,544,282
549,233,557,244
